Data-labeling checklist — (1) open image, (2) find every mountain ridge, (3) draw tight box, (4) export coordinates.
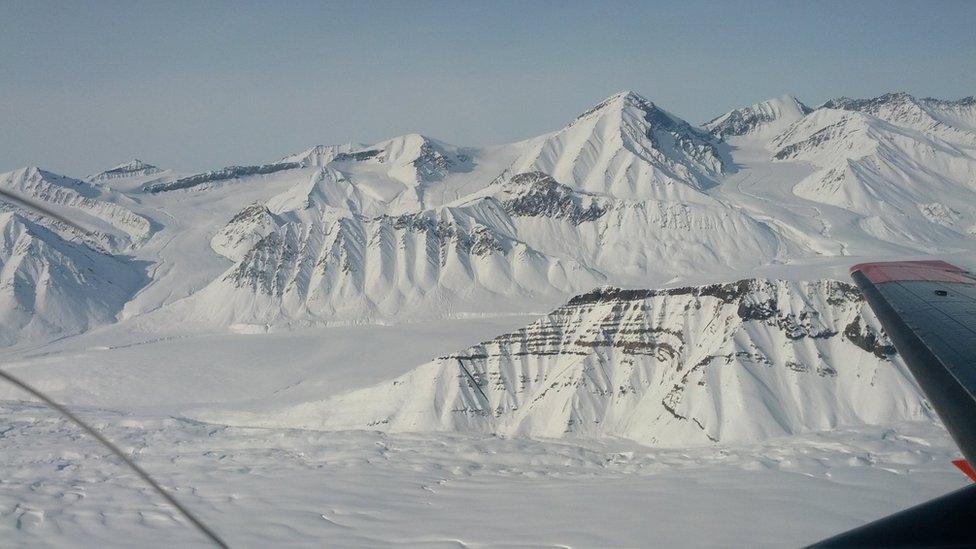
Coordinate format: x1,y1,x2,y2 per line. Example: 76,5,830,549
193,277,930,446
2,88,976,345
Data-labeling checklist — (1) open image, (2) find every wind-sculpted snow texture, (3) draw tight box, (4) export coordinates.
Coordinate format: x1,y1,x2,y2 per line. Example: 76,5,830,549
227,279,930,446
0,400,966,548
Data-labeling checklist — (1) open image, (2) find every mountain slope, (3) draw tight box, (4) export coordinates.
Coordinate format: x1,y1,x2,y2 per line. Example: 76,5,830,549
278,134,491,214
705,94,812,138
771,108,976,242
921,95,976,133
187,199,604,324
459,171,799,281
820,92,976,147
5,89,975,340
279,134,473,186
206,278,929,446
509,91,729,200
89,159,162,182
0,167,153,251
0,212,142,346
175,89,803,327
188,160,798,326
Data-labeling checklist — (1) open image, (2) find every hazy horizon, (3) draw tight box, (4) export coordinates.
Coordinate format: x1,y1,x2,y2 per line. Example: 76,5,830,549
2,0,974,177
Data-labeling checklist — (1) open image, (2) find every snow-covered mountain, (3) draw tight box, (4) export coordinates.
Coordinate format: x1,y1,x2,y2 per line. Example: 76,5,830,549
705,94,812,138
5,86,976,549
3,88,976,344
922,95,976,133
89,159,162,182
283,134,474,186
189,198,604,324
463,171,797,282
187,167,604,324
0,211,142,346
819,92,976,146
0,167,153,251
283,134,477,213
187,124,791,326
771,108,976,242
0,167,153,344
204,278,929,446
509,91,729,200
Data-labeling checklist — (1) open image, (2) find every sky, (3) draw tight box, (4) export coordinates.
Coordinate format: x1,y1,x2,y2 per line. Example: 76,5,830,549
2,0,974,176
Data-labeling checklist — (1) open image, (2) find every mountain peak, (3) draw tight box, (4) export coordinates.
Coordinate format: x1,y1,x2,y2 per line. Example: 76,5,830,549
512,90,726,200
391,132,434,144
573,90,656,122
570,90,709,139
90,159,161,181
373,133,472,184
114,158,153,170
816,91,976,144
15,166,42,179
775,93,811,111
609,89,652,106
5,166,72,184
819,91,916,112
704,94,812,138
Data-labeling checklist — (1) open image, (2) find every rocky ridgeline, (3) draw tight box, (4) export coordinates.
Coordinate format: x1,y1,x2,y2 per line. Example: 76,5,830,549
145,162,302,193
293,278,927,446
705,95,812,138
89,159,161,181
499,172,608,224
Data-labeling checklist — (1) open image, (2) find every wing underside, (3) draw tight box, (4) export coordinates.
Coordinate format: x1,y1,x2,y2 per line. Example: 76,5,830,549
811,260,976,547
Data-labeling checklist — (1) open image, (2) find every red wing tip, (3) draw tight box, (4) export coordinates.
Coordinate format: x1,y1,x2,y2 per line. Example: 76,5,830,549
953,459,976,483
850,260,974,284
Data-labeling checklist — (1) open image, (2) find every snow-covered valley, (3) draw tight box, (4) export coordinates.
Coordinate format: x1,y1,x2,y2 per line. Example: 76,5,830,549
2,88,976,547
2,400,967,548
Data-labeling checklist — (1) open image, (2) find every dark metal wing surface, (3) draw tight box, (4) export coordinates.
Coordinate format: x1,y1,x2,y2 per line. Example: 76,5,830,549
810,260,976,548
850,260,976,465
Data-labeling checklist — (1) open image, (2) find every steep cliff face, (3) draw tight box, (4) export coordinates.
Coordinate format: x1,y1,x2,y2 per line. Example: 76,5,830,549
235,278,930,446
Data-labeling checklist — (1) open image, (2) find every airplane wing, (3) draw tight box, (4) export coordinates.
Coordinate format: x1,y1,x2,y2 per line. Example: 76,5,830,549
810,260,976,547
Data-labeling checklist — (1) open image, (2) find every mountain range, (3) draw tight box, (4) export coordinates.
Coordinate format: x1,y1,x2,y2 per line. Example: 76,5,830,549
2,88,974,443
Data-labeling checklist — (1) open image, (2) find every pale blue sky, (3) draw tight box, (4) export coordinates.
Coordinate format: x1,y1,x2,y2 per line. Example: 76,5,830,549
2,0,974,176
